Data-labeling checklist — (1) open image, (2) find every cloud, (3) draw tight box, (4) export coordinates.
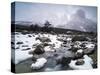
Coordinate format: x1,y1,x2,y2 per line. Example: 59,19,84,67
66,9,97,32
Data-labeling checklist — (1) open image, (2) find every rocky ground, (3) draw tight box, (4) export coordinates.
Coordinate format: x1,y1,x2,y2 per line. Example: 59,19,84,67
11,31,97,73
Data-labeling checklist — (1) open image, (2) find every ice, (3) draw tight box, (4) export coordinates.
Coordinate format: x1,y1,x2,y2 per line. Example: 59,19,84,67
69,55,93,70
31,58,47,70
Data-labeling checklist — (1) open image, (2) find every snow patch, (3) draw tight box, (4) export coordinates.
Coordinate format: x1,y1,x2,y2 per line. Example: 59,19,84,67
31,58,47,70
69,55,93,70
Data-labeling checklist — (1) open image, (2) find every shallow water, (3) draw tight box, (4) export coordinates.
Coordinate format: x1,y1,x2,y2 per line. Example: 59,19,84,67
15,54,73,73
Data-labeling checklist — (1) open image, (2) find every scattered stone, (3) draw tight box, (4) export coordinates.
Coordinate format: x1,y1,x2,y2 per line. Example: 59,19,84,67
22,45,29,47
36,37,51,42
16,42,23,44
28,34,32,37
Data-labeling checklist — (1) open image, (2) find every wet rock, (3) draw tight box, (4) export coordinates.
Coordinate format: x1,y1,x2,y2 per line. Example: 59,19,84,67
16,42,23,44
28,34,32,37
92,62,97,68
56,56,72,66
34,45,45,55
83,49,94,55
11,42,14,44
69,46,78,52
42,43,50,47
36,37,51,42
75,59,84,65
74,49,84,59
31,57,37,62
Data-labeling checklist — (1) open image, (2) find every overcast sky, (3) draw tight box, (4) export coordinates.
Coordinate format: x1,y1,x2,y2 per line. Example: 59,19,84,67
13,2,97,27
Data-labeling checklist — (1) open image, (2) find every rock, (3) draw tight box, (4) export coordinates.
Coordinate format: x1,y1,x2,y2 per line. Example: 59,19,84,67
31,58,47,70
56,56,72,66
83,49,94,55
36,37,51,42
69,46,78,52
74,49,84,59
42,43,50,47
83,44,95,54
31,57,37,62
22,45,29,47
63,40,67,44
28,34,32,37
34,45,45,55
16,42,23,44
75,59,84,65
69,55,93,70
92,62,97,68
11,42,14,44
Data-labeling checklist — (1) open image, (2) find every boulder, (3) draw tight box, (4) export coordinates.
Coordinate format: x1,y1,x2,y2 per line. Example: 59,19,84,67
34,45,45,55
75,59,84,65
56,56,72,66
74,49,84,59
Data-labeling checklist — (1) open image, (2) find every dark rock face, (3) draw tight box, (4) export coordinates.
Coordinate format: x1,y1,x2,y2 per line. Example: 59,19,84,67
75,59,84,65
34,45,45,55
